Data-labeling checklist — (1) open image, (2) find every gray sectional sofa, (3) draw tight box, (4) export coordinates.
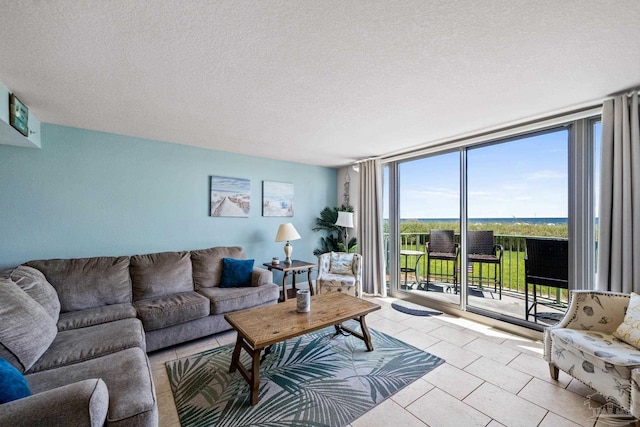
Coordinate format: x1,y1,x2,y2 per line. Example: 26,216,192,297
0,246,280,426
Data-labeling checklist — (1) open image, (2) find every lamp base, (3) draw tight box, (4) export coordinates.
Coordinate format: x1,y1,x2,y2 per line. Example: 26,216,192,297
284,242,293,264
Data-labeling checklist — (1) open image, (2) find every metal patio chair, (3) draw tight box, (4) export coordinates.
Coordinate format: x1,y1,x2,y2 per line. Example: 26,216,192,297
467,230,503,298
424,229,459,293
525,237,568,322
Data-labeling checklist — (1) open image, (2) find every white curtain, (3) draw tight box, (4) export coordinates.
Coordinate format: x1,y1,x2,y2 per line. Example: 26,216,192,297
357,159,387,296
597,92,640,293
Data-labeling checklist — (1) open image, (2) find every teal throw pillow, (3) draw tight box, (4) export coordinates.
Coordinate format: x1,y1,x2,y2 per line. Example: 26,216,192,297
219,258,254,288
0,357,31,403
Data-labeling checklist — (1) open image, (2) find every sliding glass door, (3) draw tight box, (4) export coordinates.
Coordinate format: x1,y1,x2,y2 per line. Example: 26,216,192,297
465,129,569,325
394,152,460,305
384,114,601,329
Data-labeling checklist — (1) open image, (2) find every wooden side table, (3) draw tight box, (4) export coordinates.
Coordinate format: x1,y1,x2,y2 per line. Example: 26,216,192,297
263,259,315,302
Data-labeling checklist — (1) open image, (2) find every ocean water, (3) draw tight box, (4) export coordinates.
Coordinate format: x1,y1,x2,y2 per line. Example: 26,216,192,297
399,217,569,225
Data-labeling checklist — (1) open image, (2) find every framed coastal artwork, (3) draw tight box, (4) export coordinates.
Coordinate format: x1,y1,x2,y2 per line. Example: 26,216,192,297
210,176,250,217
262,181,294,217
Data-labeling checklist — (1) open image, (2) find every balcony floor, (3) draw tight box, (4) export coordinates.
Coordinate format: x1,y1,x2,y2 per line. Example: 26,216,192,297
398,280,566,327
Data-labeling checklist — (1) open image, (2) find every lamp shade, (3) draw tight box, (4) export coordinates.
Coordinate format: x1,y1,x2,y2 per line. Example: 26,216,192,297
335,211,354,228
275,223,301,242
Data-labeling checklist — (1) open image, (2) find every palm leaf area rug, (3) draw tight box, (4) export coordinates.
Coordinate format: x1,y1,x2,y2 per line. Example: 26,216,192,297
166,322,444,427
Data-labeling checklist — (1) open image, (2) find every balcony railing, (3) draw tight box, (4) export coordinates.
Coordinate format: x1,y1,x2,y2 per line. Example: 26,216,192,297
387,232,568,304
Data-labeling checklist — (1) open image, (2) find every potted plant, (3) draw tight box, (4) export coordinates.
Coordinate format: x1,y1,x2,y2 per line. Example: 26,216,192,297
312,205,357,255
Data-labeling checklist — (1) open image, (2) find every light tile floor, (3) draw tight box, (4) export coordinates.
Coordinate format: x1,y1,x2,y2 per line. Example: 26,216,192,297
148,296,633,427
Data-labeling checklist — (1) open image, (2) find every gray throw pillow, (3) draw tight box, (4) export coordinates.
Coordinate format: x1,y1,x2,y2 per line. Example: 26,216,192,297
0,278,57,373
10,265,61,323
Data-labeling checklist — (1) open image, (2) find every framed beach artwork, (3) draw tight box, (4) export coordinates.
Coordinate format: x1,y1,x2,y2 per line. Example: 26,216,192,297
210,176,250,217
262,181,294,217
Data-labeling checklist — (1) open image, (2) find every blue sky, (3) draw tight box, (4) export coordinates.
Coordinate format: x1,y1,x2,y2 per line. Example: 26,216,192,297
387,129,576,219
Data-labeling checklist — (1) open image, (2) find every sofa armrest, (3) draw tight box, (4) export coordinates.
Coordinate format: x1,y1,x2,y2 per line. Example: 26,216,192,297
252,268,273,287
0,379,108,427
544,290,630,362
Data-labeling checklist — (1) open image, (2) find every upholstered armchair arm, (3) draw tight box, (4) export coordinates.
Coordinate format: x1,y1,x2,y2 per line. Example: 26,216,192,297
0,379,109,427
317,253,331,276
252,267,273,287
544,290,630,361
352,254,363,296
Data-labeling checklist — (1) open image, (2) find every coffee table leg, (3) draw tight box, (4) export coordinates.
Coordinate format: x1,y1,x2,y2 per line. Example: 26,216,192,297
307,268,314,295
229,334,242,373
250,348,261,405
358,315,374,351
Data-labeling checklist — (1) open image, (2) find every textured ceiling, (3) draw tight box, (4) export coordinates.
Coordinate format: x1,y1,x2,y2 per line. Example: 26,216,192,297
1,1,639,167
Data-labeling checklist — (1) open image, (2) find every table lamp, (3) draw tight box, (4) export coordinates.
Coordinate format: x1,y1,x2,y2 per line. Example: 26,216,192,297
275,223,301,264
335,211,354,249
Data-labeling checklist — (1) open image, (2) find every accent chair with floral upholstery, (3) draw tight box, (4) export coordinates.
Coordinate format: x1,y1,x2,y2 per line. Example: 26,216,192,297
316,252,362,297
544,290,640,423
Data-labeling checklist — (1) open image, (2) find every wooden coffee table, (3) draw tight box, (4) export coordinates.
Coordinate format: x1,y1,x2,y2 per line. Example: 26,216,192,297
224,292,381,405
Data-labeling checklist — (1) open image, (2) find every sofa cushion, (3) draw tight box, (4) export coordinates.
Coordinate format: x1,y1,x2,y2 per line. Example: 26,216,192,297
0,357,31,403
197,283,280,315
130,251,193,300
614,292,640,347
9,265,61,323
26,347,157,426
191,246,245,289
134,292,210,331
28,318,145,373
26,257,132,312
219,258,254,288
57,303,137,332
0,278,57,373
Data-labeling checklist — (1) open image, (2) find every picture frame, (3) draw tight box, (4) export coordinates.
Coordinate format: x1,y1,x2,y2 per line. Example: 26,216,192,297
9,93,29,137
210,176,250,217
262,181,294,217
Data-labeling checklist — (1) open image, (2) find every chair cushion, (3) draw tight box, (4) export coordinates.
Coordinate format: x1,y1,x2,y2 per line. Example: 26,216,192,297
468,254,499,263
550,331,633,411
130,251,194,300
26,257,131,312
551,328,640,368
0,278,57,373
219,258,254,288
318,277,357,297
198,284,280,315
0,357,31,403
56,303,137,331
614,292,640,347
428,252,457,261
28,318,145,373
9,265,61,323
191,246,246,289
329,252,354,274
135,292,210,331
318,274,357,288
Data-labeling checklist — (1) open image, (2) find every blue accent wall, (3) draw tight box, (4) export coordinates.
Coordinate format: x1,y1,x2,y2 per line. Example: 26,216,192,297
0,124,337,271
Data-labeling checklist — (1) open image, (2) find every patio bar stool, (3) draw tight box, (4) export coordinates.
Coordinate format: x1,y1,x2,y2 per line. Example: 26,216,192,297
425,229,459,293
467,230,503,299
